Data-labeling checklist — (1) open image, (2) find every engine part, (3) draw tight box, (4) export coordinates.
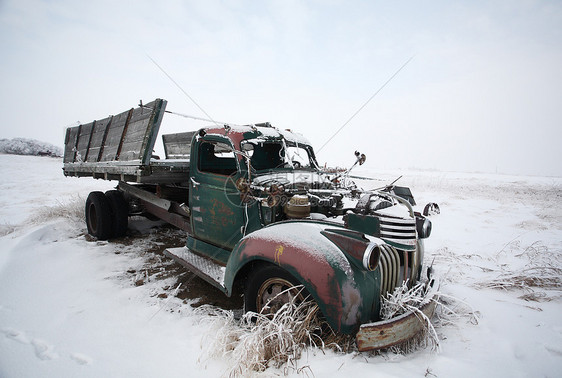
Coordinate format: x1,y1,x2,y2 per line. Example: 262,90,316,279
284,194,311,219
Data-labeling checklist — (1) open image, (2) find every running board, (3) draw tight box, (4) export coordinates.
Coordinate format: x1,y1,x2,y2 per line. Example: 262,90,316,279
164,247,227,292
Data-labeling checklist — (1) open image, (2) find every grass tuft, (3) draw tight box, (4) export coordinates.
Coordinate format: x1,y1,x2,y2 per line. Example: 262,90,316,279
198,287,347,376
380,280,440,353
29,195,86,224
0,223,17,236
476,241,562,299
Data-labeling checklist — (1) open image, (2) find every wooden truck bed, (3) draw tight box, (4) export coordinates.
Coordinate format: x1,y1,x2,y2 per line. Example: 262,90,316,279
63,99,195,184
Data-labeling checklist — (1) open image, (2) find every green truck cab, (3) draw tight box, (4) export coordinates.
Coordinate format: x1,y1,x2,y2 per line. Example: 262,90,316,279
63,99,438,351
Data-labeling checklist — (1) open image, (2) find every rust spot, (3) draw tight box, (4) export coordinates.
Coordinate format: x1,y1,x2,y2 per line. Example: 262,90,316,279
209,198,235,227
356,295,438,351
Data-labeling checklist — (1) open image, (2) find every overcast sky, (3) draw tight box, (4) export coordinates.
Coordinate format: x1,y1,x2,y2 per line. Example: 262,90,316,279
1,0,561,176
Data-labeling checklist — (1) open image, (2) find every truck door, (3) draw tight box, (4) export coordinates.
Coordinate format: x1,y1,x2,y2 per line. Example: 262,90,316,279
189,137,245,250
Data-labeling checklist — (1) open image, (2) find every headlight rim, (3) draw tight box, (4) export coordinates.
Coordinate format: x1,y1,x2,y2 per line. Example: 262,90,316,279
362,241,382,271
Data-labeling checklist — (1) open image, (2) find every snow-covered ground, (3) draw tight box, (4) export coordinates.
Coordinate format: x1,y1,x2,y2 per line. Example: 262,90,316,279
0,154,561,377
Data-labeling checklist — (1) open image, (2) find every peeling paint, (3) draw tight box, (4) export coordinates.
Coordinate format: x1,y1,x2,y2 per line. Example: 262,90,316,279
274,245,284,264
341,280,362,326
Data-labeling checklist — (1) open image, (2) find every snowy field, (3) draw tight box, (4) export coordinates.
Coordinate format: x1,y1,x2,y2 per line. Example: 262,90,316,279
0,154,561,377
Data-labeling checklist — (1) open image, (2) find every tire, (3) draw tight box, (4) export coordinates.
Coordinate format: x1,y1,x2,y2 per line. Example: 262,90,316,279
244,265,309,314
85,191,113,240
105,190,129,238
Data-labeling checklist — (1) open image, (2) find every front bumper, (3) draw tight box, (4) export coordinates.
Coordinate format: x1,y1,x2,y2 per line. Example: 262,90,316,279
356,277,439,351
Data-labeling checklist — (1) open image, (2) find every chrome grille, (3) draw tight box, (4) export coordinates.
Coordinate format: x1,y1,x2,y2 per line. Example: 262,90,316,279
379,245,401,296
377,214,417,246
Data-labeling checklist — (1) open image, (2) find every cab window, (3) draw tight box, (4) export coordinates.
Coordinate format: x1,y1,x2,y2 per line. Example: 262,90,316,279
197,141,237,175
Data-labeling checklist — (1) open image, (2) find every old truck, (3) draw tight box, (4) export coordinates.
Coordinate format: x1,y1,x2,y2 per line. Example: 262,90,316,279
63,98,438,351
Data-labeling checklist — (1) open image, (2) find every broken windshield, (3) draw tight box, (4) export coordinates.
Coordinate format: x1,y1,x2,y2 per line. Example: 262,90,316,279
241,141,316,171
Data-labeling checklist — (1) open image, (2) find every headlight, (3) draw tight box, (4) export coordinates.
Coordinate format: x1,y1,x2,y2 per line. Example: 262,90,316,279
415,216,432,239
362,242,381,271
321,229,384,271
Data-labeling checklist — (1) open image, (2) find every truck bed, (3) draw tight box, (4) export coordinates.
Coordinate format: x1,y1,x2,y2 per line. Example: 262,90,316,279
63,159,191,184
63,99,195,184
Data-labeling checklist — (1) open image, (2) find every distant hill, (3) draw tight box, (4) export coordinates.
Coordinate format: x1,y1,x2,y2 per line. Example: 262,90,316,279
0,138,63,158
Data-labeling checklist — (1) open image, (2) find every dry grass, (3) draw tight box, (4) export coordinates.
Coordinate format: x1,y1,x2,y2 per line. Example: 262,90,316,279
198,287,347,377
381,281,429,319
0,223,17,236
476,241,562,300
380,280,440,353
433,293,480,328
0,196,85,236
433,239,562,302
29,195,85,224
475,266,562,291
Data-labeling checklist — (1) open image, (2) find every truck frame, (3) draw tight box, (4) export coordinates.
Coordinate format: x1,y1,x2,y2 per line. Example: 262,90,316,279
63,98,438,351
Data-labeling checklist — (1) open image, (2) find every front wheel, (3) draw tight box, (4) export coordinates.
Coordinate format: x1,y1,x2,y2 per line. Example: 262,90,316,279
244,265,308,314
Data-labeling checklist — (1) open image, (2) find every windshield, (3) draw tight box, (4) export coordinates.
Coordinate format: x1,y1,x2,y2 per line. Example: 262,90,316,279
242,141,316,171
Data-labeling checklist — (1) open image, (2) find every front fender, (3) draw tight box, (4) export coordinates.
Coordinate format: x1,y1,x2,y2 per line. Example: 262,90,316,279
224,221,380,334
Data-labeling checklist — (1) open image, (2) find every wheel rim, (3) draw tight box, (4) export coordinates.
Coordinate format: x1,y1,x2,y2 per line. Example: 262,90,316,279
88,203,98,232
256,277,304,314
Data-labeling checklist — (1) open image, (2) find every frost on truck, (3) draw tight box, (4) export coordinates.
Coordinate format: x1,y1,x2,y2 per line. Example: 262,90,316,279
63,98,438,351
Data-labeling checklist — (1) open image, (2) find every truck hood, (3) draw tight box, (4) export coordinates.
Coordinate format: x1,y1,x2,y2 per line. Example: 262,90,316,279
251,170,334,192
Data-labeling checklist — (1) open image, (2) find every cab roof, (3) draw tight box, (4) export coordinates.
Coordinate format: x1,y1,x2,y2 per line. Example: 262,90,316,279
200,123,312,149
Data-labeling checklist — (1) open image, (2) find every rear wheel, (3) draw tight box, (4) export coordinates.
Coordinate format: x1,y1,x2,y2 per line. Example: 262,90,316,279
105,190,129,238
244,265,308,314
85,191,113,240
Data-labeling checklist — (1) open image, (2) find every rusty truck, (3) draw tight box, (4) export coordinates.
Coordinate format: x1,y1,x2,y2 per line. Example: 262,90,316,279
63,98,438,351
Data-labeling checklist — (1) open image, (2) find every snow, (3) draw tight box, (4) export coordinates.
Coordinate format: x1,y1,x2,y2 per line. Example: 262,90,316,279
277,129,311,146
1,155,561,377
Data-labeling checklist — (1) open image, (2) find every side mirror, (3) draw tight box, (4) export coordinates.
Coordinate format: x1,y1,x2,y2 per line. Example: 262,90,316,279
355,151,366,165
